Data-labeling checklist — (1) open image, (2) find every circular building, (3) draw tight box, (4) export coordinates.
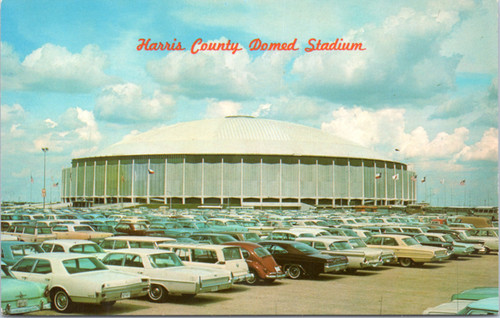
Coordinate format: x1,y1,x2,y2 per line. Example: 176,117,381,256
60,116,417,208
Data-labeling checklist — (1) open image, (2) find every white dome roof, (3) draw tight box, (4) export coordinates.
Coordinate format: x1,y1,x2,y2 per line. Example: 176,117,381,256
90,116,391,161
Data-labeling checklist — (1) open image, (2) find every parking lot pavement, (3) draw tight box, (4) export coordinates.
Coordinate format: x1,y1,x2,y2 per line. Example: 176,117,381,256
30,253,498,316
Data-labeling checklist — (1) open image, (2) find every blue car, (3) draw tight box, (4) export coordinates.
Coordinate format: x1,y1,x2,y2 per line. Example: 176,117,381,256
1,241,44,266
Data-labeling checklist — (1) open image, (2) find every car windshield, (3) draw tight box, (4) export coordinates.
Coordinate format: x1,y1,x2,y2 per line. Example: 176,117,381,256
74,226,93,231
254,247,271,258
243,233,261,242
415,235,432,243
349,238,367,248
148,253,184,268
402,237,420,246
62,257,107,274
332,241,353,250
11,244,44,256
70,244,104,253
291,242,318,254
442,234,455,243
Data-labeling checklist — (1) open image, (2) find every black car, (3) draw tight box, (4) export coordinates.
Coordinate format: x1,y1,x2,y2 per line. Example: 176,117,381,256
259,240,348,279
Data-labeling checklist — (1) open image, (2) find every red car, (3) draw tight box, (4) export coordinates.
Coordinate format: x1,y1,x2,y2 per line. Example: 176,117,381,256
224,241,286,285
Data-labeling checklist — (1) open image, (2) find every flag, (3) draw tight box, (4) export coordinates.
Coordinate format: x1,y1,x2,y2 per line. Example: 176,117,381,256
30,175,34,183
53,182,59,187
375,173,381,179
460,179,466,186
411,175,417,182
392,174,399,180
148,168,155,174
421,177,426,183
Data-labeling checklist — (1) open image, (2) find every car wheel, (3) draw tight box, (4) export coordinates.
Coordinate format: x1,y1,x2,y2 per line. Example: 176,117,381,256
52,289,73,313
286,264,302,279
245,269,260,285
148,284,168,303
101,301,116,308
399,258,413,267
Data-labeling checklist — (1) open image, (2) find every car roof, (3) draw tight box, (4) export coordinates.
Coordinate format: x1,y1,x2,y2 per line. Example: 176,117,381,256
1,241,40,246
296,237,347,243
107,248,174,255
452,287,499,301
42,239,97,245
19,252,99,260
103,236,175,242
463,297,499,312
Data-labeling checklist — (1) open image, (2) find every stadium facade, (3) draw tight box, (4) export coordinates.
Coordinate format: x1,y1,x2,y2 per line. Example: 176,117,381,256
60,116,417,208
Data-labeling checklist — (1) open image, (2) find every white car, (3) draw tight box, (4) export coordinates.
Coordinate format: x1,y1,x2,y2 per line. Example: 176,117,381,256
10,253,150,313
102,249,233,302
296,237,383,272
459,228,498,254
40,239,107,259
159,242,253,283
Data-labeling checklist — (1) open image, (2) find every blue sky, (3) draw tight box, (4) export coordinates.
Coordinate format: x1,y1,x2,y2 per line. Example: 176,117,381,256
1,0,498,206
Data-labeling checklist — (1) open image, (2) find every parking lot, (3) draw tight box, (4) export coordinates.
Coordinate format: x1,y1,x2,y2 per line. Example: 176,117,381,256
28,252,498,316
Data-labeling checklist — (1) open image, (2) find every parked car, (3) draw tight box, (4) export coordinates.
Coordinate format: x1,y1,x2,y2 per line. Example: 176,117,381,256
457,297,499,315
50,224,113,243
459,228,498,254
41,239,107,259
1,241,45,266
114,222,162,236
258,240,348,279
10,253,150,313
423,233,475,258
3,225,56,242
159,242,253,283
102,249,233,302
296,237,383,273
100,236,176,252
189,233,238,244
423,287,499,315
365,234,449,267
427,229,487,253
222,231,262,243
338,236,397,264
224,241,286,284
1,261,51,315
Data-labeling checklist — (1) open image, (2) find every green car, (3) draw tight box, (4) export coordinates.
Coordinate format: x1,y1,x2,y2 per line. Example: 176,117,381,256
457,297,499,315
1,262,51,315
451,287,499,301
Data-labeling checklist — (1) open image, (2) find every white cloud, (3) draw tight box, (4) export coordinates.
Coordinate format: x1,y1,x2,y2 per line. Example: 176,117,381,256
455,128,498,162
205,100,242,118
146,38,294,100
291,6,462,104
44,118,58,128
1,43,117,92
1,103,25,122
321,106,479,165
95,83,176,123
252,103,271,117
74,108,101,143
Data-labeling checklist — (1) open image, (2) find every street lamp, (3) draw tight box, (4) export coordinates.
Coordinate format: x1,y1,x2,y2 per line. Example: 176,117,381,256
42,147,49,209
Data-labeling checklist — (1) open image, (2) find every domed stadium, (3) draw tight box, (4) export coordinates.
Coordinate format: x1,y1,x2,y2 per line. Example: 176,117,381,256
60,116,417,208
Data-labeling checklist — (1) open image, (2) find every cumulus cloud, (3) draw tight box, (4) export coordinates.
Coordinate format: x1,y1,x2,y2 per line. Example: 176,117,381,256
455,128,498,162
95,83,176,123
320,106,484,166
1,103,25,122
146,38,294,100
205,100,242,118
1,42,117,92
44,118,58,129
252,103,271,117
291,6,463,105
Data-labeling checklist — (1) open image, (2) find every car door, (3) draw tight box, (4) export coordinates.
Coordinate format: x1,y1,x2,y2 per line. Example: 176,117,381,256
121,254,146,275
28,259,53,287
10,257,37,281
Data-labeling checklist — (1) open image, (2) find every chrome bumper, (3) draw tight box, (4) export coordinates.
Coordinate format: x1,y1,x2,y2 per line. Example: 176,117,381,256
265,271,286,279
98,282,149,302
232,272,254,283
324,262,349,273
2,301,51,315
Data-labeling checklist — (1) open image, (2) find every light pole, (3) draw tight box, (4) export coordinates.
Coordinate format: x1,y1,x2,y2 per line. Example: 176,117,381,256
42,147,49,209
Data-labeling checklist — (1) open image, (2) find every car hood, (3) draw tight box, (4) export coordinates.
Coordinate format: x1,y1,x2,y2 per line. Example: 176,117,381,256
1,277,47,299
